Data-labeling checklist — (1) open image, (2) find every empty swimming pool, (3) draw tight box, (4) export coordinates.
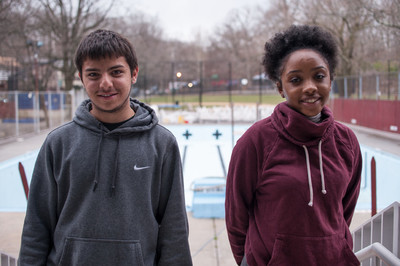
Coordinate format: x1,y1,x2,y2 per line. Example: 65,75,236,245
1,124,399,212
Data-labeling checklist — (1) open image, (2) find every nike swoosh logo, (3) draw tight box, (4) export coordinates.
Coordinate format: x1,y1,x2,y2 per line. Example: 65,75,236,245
134,165,150,171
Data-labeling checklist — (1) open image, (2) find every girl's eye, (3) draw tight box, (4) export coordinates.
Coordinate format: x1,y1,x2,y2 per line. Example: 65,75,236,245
290,77,301,83
316,73,326,80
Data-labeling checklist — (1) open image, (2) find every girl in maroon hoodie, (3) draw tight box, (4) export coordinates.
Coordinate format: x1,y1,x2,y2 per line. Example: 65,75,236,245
225,25,362,266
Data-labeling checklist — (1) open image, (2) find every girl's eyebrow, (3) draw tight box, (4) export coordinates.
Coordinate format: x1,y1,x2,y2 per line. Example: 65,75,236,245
286,66,327,75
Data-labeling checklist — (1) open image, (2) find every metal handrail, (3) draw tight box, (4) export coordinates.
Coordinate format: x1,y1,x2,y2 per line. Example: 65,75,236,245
0,250,17,265
355,242,400,266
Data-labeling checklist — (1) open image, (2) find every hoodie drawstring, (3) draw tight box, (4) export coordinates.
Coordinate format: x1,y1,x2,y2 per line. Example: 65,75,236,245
110,135,121,197
302,140,326,207
318,141,327,195
92,127,120,197
93,130,103,192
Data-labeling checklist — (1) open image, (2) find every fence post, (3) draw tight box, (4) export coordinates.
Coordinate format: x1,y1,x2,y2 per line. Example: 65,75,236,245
61,92,65,124
34,92,40,133
376,75,380,100
199,61,203,107
398,72,400,100
359,76,362,99
14,91,19,137
48,92,52,129
344,77,348,98
371,156,377,216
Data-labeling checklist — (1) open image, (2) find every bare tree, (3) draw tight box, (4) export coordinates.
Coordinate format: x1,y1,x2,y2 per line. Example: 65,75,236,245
0,0,45,92
208,7,265,86
361,0,400,30
258,0,299,34
36,0,113,91
296,0,373,76
0,0,29,55
359,0,400,71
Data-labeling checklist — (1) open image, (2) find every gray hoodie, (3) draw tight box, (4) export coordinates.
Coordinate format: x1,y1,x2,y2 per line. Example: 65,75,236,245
18,98,192,266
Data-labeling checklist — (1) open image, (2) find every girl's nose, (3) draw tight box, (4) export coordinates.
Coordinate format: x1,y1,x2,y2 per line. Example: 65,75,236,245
303,79,317,94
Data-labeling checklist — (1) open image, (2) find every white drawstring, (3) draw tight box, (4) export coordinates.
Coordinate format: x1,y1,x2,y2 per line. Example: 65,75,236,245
302,145,314,207
303,140,327,207
318,141,327,195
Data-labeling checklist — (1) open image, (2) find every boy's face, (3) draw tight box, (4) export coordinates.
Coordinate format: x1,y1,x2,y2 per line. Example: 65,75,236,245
80,56,138,123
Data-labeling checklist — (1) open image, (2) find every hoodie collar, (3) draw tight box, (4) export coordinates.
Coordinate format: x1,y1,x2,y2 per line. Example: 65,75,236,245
271,102,334,146
73,98,158,135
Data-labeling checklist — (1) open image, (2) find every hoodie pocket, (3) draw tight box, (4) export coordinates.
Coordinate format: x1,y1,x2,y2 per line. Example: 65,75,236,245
58,237,145,266
267,234,359,266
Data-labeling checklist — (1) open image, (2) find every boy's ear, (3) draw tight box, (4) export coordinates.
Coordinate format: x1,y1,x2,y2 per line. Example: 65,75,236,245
132,67,139,84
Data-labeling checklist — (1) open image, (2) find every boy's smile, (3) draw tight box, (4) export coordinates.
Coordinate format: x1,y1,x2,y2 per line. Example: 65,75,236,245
80,56,138,123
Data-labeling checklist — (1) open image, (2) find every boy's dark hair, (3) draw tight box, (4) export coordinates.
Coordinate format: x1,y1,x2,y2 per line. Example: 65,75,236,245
262,24,338,83
75,29,138,76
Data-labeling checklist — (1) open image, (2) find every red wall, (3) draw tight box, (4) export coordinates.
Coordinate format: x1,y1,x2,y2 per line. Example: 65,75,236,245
327,99,400,134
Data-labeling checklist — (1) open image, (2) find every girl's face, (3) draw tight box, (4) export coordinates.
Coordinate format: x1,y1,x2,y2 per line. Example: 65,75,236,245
278,49,332,117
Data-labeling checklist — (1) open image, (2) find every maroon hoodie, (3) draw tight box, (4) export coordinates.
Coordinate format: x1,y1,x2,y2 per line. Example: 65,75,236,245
225,102,362,265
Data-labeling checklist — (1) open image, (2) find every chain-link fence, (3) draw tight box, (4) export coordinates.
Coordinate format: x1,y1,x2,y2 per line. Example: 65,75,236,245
1,58,399,141
0,90,86,142
133,60,274,104
333,72,400,100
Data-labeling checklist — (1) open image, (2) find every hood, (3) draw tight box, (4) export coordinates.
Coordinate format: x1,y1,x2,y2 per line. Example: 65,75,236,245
73,98,158,135
271,102,335,147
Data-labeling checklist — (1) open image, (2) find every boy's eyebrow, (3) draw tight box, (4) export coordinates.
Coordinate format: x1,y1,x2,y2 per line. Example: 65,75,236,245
108,64,125,71
84,64,126,72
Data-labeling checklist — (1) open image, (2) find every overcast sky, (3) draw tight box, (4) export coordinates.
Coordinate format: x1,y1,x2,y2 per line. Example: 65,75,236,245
112,0,268,42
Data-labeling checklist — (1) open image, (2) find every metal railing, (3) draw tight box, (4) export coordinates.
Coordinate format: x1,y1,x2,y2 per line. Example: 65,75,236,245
0,251,16,266
355,243,400,265
352,201,400,265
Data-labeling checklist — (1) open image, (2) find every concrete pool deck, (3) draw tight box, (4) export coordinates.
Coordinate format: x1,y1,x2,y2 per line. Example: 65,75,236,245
1,123,399,264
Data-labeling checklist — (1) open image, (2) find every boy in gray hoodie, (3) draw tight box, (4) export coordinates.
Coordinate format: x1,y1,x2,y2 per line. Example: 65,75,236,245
18,29,192,266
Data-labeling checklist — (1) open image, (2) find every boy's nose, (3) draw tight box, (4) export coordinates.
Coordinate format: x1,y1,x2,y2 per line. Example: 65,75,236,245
100,75,112,90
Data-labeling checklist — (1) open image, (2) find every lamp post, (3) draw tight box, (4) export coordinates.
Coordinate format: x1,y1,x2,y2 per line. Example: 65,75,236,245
176,71,182,105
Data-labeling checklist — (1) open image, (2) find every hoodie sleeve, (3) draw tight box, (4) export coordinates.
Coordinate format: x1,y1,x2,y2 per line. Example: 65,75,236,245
342,129,362,226
18,139,58,265
225,133,260,265
155,139,192,266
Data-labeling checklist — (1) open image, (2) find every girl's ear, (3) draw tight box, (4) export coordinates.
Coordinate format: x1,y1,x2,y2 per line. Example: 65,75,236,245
276,82,285,98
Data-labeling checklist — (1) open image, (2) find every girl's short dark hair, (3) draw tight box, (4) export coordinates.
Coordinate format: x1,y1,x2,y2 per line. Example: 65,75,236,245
262,24,338,82
74,29,138,75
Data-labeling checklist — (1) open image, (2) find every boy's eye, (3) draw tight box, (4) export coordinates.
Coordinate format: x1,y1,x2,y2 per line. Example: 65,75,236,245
112,70,123,75
87,72,99,78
